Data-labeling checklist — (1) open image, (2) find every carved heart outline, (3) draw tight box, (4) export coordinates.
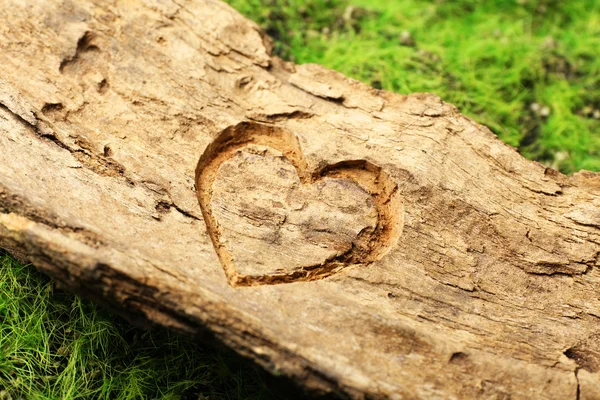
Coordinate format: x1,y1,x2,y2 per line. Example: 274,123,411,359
195,122,403,287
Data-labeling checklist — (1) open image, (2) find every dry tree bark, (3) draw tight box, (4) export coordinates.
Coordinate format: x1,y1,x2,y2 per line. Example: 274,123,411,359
1,1,600,398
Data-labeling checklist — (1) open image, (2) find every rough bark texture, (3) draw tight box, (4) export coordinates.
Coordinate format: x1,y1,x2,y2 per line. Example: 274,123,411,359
1,1,600,398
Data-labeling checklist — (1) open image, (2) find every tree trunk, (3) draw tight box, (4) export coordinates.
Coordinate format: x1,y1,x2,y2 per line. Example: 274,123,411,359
1,1,600,398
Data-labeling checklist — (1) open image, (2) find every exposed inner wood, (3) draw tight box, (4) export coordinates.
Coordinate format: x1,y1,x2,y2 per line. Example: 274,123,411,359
196,122,402,286
212,145,378,277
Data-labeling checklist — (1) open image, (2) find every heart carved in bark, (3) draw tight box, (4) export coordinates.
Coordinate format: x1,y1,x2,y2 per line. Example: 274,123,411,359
196,122,403,286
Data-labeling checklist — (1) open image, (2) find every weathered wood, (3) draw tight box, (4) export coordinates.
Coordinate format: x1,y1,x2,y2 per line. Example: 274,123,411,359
1,1,600,398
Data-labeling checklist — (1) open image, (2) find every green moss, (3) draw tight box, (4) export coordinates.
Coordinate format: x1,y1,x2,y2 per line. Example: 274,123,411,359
2,1,600,398
228,0,600,173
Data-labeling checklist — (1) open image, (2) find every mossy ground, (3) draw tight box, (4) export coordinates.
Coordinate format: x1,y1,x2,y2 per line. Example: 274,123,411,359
231,0,600,172
1,0,599,398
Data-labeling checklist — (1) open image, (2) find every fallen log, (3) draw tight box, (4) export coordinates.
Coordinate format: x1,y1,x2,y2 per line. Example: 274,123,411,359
1,0,599,398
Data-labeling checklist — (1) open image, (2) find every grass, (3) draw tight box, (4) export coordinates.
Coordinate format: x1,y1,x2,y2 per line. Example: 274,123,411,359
230,0,600,173
1,0,599,398
0,252,271,400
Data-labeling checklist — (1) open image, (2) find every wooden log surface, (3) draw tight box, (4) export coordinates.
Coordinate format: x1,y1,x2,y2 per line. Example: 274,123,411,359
1,0,600,398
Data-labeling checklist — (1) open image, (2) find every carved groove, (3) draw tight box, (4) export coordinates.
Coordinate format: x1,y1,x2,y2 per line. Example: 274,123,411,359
196,122,403,286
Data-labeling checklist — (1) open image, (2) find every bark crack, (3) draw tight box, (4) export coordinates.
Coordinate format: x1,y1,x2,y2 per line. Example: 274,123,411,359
0,187,105,249
1,100,135,184
575,369,580,400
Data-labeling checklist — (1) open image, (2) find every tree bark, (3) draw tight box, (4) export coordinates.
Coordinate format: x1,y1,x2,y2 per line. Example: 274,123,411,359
1,0,600,398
